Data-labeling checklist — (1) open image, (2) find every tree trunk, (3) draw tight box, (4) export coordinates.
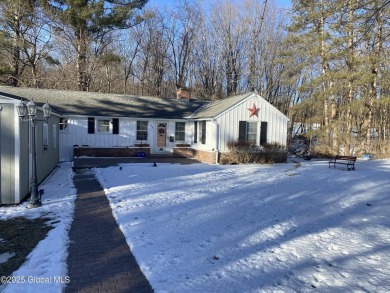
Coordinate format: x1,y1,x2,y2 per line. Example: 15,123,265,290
329,78,337,153
320,0,328,131
345,0,355,155
365,5,382,152
31,63,39,87
76,27,89,91
10,7,21,87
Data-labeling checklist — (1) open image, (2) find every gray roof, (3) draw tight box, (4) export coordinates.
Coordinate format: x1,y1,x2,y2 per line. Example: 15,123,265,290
0,86,207,119
189,92,253,119
0,87,260,120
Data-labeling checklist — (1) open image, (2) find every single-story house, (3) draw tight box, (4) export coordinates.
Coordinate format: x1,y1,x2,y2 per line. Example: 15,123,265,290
0,86,288,204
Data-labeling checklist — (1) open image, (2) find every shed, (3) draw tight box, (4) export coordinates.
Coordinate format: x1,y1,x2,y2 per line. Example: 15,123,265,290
0,95,60,204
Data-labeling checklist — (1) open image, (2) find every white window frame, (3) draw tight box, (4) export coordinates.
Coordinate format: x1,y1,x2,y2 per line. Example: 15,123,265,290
247,122,258,144
137,121,148,141
175,122,186,141
97,119,111,133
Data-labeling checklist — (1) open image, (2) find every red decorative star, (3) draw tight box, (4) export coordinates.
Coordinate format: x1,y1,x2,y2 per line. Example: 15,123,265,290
248,103,259,118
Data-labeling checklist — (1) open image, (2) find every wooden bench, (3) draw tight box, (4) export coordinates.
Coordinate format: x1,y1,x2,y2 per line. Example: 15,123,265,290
328,155,357,171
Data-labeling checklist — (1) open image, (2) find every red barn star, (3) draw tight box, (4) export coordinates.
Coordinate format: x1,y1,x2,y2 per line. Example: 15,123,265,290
248,103,259,118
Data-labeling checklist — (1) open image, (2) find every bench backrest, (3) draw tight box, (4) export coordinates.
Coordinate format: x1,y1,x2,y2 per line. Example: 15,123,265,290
335,155,357,161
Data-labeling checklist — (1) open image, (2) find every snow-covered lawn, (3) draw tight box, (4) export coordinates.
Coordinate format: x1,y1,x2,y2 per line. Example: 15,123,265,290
0,159,389,292
96,159,390,292
0,163,76,293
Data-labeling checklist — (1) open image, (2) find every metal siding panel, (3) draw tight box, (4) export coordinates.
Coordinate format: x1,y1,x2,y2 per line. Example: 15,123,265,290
0,104,29,204
19,117,30,201
34,112,60,184
0,104,14,204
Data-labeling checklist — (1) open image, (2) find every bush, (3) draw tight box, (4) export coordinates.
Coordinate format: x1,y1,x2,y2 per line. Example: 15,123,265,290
225,140,287,164
261,142,286,163
225,140,257,164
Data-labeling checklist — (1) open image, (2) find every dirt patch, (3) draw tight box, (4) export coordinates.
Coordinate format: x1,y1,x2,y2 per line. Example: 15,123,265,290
0,217,53,281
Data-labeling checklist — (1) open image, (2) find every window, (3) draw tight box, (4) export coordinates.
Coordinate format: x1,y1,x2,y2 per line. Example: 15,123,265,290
52,125,57,149
194,121,206,144
43,123,49,150
200,121,206,144
97,119,110,132
247,122,257,144
239,121,258,144
175,122,186,141
137,121,148,140
59,118,68,130
88,117,95,134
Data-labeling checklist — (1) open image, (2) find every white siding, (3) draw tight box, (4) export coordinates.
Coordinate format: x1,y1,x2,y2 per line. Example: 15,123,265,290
58,93,288,161
191,120,216,151
59,116,194,161
215,94,288,153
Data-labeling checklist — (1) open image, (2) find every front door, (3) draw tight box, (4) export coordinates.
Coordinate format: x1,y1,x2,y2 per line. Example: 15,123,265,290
157,122,167,149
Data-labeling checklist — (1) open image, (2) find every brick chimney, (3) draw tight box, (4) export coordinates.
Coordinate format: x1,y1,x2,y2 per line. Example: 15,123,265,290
176,87,190,100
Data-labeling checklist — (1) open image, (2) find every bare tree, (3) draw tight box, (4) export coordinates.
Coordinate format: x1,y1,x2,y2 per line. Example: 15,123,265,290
164,0,200,91
191,6,223,100
0,0,35,86
211,0,246,97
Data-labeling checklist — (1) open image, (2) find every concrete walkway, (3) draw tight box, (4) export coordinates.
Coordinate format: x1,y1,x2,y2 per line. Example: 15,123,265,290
65,168,153,293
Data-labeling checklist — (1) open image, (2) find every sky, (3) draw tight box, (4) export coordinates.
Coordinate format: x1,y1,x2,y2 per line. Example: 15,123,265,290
146,0,292,10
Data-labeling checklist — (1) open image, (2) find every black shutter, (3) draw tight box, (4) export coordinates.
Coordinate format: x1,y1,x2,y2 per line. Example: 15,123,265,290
260,121,268,145
239,121,247,141
194,121,198,143
201,121,206,144
88,117,95,134
112,118,119,134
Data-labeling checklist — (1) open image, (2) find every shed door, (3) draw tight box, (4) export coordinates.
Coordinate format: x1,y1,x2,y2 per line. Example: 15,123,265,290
157,123,167,148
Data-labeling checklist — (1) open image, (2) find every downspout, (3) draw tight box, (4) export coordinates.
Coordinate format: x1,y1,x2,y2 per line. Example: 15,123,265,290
213,119,219,164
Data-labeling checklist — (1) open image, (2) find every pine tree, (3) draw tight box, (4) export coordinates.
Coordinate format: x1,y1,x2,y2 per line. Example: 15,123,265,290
41,0,148,91
287,0,339,153
287,0,389,157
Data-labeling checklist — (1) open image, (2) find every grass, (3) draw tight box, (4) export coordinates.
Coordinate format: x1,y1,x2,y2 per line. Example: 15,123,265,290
0,217,53,282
